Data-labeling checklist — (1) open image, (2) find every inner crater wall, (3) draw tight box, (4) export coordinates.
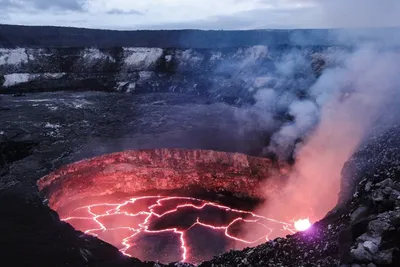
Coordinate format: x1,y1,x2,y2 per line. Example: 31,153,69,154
37,149,290,210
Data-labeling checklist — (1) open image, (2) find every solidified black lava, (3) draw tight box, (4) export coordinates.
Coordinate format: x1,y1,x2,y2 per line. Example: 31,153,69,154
0,140,38,166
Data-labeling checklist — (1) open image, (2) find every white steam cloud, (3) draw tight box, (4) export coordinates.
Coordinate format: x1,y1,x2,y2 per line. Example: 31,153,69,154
267,99,319,159
234,35,400,245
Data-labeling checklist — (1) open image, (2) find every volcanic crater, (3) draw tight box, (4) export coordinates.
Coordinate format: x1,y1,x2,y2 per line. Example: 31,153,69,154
37,148,295,264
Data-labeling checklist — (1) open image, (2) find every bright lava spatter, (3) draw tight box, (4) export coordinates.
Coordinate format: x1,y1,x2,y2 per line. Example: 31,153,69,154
62,196,308,264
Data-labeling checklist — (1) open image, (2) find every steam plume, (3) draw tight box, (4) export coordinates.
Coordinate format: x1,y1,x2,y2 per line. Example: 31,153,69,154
238,41,400,245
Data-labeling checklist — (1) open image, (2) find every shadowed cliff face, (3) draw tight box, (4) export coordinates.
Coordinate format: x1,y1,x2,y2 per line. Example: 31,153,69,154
0,46,337,105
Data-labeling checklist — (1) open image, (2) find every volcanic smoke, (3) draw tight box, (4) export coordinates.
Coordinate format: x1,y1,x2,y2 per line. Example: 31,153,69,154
242,45,400,243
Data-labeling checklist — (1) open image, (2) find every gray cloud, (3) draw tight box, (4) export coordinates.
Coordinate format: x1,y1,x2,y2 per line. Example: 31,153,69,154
140,0,400,30
1,0,400,29
0,0,85,12
146,0,400,30
315,0,400,28
0,0,18,8
141,7,317,30
106,9,143,16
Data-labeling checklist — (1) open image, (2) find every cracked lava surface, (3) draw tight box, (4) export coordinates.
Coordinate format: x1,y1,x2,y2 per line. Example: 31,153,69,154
37,149,308,264
62,195,305,264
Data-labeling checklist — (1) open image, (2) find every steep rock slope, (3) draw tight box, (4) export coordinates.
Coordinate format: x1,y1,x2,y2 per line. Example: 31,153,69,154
38,149,289,210
0,46,340,104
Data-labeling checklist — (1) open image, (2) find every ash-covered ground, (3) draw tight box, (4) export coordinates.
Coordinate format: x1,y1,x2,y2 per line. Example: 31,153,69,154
0,91,267,173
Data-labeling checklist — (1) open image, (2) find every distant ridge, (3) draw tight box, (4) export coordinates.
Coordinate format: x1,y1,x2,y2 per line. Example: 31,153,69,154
0,24,399,48
0,24,334,48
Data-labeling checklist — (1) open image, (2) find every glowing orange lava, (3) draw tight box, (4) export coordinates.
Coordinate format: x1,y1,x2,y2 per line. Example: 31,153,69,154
61,195,304,264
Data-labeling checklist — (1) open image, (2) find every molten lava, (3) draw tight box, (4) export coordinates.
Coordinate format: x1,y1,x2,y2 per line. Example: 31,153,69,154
37,149,300,264
62,195,302,264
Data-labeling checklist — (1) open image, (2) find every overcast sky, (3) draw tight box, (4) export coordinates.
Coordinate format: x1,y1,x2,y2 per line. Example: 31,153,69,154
0,0,399,30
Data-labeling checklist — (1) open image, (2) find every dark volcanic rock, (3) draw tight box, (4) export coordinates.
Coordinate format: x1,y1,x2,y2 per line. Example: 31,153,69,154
0,140,38,166
0,189,155,267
